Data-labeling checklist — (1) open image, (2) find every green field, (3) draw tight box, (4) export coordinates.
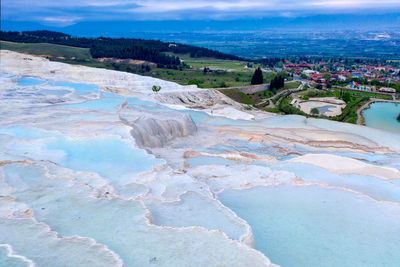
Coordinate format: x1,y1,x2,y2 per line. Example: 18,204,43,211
284,81,301,89
0,41,91,60
219,88,255,105
150,68,255,88
176,54,253,72
333,87,393,100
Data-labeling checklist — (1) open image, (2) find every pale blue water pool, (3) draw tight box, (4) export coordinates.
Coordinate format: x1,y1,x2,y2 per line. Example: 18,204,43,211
17,77,46,86
363,102,400,134
0,125,56,139
275,162,400,202
179,110,210,124
45,136,164,183
219,185,400,267
0,245,30,267
317,105,336,115
51,82,98,96
187,156,234,167
58,94,124,111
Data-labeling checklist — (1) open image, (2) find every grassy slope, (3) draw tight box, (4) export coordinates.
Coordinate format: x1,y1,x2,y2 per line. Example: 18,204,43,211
284,81,301,89
0,41,91,60
151,69,254,88
219,88,255,105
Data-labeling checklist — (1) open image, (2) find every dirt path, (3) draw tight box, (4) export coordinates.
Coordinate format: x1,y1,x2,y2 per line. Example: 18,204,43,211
257,81,306,108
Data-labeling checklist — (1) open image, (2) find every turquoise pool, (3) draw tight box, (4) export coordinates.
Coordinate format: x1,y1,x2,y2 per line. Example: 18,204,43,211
219,185,400,267
363,102,400,134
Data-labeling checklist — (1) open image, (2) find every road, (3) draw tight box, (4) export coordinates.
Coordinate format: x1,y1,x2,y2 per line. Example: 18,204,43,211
256,81,307,108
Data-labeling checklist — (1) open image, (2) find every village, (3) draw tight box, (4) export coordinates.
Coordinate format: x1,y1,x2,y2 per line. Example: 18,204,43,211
283,59,400,94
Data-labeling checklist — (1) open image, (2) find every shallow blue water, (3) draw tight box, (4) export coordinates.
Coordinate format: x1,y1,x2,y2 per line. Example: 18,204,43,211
179,110,210,124
51,82,98,96
45,136,164,183
17,77,46,86
219,185,400,267
187,156,234,167
0,245,29,267
363,102,400,134
58,94,124,111
275,162,400,203
317,105,336,114
126,97,160,107
0,125,56,139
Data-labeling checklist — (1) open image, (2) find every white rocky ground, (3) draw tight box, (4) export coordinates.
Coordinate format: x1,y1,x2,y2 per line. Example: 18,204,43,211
1,50,399,267
296,97,346,116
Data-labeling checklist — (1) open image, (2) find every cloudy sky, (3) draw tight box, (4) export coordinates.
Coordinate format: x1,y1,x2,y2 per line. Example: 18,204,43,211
2,0,400,26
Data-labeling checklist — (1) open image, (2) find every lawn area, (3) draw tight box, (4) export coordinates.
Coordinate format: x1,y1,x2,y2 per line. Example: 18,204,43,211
170,53,254,72
219,88,255,105
0,41,91,60
333,87,393,100
150,68,254,88
284,81,301,89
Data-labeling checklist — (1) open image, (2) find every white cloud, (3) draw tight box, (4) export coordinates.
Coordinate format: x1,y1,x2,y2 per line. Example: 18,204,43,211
39,16,82,26
2,0,400,22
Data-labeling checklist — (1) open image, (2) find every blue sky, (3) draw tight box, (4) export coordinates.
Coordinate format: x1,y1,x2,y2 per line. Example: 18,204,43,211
2,0,400,26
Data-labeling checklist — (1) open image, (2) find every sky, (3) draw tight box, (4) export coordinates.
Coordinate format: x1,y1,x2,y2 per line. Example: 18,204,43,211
1,0,400,37
2,0,400,26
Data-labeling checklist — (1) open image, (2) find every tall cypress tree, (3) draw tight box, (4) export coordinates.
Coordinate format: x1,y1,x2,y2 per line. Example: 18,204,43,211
269,75,285,93
251,67,263,85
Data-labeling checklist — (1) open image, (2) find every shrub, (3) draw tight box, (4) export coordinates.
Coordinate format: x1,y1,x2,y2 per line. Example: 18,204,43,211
188,79,201,86
152,85,161,93
311,108,320,114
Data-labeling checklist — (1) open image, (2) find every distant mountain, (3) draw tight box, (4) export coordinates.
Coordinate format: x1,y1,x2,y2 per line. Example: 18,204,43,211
2,13,399,36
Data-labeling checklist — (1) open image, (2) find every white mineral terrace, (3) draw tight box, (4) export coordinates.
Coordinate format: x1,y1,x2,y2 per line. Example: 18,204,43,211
0,50,399,267
296,97,346,116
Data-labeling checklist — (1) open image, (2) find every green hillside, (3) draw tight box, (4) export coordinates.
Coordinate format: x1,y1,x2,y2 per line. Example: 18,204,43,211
0,41,91,60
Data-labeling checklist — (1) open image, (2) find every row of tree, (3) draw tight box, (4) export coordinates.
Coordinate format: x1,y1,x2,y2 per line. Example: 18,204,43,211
251,67,286,93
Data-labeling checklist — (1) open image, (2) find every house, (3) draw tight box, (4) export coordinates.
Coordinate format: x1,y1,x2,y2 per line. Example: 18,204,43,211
378,87,396,93
312,74,325,83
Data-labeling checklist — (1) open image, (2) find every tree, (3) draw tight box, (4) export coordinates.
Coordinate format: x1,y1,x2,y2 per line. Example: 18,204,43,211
269,75,285,92
251,67,263,85
311,108,320,115
152,85,161,93
397,113,400,121
342,91,351,103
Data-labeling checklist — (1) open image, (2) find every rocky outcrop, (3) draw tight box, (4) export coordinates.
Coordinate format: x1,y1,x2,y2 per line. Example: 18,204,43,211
155,90,221,107
130,114,197,148
120,106,197,148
